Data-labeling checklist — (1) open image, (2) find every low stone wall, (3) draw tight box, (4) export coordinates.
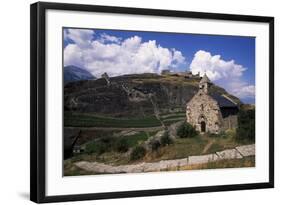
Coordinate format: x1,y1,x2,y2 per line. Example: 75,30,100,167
74,144,255,174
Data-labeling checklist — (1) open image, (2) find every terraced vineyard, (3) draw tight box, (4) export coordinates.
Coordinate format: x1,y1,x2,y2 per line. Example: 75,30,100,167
160,112,186,126
64,111,187,128
64,112,162,128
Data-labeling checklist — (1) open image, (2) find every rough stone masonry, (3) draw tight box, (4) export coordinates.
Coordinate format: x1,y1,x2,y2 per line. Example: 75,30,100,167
186,73,239,134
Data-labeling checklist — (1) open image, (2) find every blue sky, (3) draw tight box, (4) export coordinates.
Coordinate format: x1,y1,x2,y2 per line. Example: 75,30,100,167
64,28,255,103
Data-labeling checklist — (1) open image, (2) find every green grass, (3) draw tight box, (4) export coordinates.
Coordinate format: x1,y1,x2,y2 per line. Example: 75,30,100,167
204,129,254,154
122,131,150,147
64,112,162,128
144,135,207,162
163,119,184,126
167,156,255,171
160,113,186,120
65,125,255,172
202,156,255,169
84,131,152,156
159,112,186,126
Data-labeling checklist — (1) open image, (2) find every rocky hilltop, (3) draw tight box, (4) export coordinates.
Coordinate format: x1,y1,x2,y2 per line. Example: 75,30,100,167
64,72,241,118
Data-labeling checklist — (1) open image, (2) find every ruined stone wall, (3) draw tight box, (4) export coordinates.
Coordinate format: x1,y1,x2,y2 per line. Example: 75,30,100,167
186,91,223,133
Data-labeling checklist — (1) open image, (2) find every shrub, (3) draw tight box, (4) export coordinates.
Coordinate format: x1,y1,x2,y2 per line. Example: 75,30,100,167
85,140,107,155
130,146,146,161
85,142,97,154
85,136,114,155
177,122,198,138
114,138,129,153
225,129,236,139
95,142,108,154
236,109,255,142
150,140,161,151
160,132,173,146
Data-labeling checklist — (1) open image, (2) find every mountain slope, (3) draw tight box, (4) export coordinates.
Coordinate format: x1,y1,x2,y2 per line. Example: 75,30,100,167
64,73,241,117
64,65,95,84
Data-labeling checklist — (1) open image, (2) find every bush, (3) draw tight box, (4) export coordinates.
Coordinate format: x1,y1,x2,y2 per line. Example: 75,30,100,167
85,142,96,154
236,109,255,142
85,136,114,155
225,129,236,138
130,146,146,161
150,140,161,151
177,122,198,138
160,132,173,146
114,138,129,153
85,140,107,155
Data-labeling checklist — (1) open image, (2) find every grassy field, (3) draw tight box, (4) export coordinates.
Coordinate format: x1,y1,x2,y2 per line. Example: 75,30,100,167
67,131,158,166
64,111,187,128
160,112,186,120
121,131,152,147
67,129,250,166
64,129,255,175
143,136,208,162
159,112,186,126
64,112,162,128
84,131,151,154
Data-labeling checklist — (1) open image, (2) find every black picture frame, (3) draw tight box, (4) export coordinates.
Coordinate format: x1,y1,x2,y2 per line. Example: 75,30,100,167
30,1,274,203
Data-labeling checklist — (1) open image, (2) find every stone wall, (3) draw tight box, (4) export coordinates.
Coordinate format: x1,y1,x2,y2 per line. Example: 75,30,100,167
74,144,255,174
186,90,223,133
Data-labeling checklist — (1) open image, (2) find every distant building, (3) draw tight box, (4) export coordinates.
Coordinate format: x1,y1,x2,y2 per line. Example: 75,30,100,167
101,72,111,86
161,70,171,75
161,70,200,79
186,73,239,134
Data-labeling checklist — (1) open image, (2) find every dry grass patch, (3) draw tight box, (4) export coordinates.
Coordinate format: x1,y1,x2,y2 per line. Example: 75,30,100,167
163,156,255,172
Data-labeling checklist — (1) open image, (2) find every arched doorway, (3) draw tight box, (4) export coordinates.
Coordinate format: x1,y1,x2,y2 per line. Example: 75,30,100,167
201,121,206,132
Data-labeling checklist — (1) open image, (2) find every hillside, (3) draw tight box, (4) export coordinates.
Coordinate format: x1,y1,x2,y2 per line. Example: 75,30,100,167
64,73,241,119
63,73,245,162
64,65,95,84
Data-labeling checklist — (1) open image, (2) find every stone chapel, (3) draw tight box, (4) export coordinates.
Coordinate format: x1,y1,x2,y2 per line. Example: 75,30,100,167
186,73,239,134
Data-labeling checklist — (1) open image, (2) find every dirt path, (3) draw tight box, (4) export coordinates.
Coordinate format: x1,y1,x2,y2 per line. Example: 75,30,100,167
202,139,215,154
149,95,165,127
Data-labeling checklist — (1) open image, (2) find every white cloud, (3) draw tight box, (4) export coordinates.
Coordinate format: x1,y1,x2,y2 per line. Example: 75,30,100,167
64,29,95,48
64,44,83,68
99,33,122,44
64,29,186,77
229,82,255,99
190,50,246,81
190,50,255,101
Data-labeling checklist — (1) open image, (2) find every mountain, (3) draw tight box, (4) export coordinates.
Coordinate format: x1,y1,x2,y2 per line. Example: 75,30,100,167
64,65,95,84
64,73,241,117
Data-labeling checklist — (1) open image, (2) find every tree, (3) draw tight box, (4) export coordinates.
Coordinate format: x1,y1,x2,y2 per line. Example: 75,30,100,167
130,146,146,161
236,108,255,142
177,122,198,138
